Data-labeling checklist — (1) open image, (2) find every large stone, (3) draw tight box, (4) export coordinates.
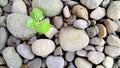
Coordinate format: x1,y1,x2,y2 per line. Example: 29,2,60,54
7,13,37,39
32,0,63,17
59,26,89,51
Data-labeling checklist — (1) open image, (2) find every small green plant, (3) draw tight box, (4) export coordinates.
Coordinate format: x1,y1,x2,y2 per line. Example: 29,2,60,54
27,8,50,34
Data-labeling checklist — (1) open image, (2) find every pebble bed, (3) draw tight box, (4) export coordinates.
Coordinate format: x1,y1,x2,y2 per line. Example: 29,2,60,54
0,0,120,68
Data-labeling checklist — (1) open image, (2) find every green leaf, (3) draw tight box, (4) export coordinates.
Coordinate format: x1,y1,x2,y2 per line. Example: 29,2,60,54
30,8,43,21
36,20,50,34
26,18,36,28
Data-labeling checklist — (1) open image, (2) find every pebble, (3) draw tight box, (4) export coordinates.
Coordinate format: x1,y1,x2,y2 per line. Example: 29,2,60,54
84,45,96,51
90,7,105,20
7,36,20,47
3,2,12,13
102,56,114,68
97,24,107,38
0,56,5,65
65,15,76,25
0,7,2,16
68,62,75,68
12,0,27,14
73,19,88,29
32,0,63,16
96,65,105,68
27,36,37,45
27,58,42,68
87,51,105,64
0,0,8,6
95,46,104,52
2,47,22,68
53,16,63,29
54,46,63,56
72,5,88,20
107,1,120,20
45,26,58,39
41,59,46,68
105,45,120,58
90,37,105,46
17,44,35,60
107,34,120,47
7,13,37,39
86,26,98,37
76,50,87,57
0,27,8,50
46,56,64,68
114,20,120,32
55,38,60,45
32,39,55,57
80,0,103,9
63,6,71,18
59,26,89,51
75,57,92,68
0,16,6,27
24,0,30,6
104,19,118,33
65,51,75,62
65,1,79,7
102,0,110,8
113,63,119,68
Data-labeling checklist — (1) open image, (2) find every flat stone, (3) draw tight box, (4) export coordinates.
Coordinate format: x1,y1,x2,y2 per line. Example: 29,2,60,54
59,26,89,51
65,51,75,62
84,45,96,51
54,46,63,56
76,50,87,57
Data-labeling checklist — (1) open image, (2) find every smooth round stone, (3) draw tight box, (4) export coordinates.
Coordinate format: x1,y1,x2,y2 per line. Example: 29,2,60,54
7,13,37,39
12,0,27,14
107,1,120,20
72,5,88,20
107,34,120,47
86,26,98,37
102,56,114,68
80,0,103,9
90,37,105,46
105,45,120,58
32,0,63,17
73,19,88,29
54,46,63,56
59,26,89,51
84,45,95,51
76,50,87,57
63,6,71,18
0,27,8,50
32,39,55,57
27,58,42,68
53,16,63,29
65,51,75,62
68,62,75,68
75,57,92,68
0,0,8,6
2,47,22,68
17,44,35,60
46,56,64,68
102,0,110,8
0,7,2,16
87,51,105,64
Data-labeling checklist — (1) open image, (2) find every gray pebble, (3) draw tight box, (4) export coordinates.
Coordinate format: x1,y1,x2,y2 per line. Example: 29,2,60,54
23,0,30,6
0,16,6,27
27,36,37,45
41,59,46,68
65,15,76,25
0,56,5,65
65,51,75,62
68,62,75,68
65,1,79,7
2,47,22,68
102,0,110,8
84,45,96,51
113,63,119,68
76,50,87,57
54,46,63,56
0,0,8,7
17,44,35,60
0,27,8,50
95,46,104,52
27,58,42,68
53,16,63,29
55,38,60,45
46,56,64,68
86,26,98,37
3,2,12,13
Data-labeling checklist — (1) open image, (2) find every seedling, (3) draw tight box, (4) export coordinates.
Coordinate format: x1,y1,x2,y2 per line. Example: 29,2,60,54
27,8,50,34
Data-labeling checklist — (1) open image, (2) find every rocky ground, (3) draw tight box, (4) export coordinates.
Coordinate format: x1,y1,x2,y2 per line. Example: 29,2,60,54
0,0,120,68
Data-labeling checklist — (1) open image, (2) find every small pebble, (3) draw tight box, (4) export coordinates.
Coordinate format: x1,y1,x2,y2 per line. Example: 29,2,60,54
0,56,5,65
105,45,120,58
41,59,46,68
75,57,92,68
104,19,118,33
90,37,105,46
54,46,63,56
53,16,63,29
46,56,64,68
95,46,104,52
23,0,30,6
0,16,6,27
86,26,98,37
65,1,79,7
84,45,96,51
55,38,60,45
107,34,120,47
72,5,88,20
102,56,114,68
76,50,87,57
63,6,71,18
96,65,105,68
0,7,2,16
32,39,55,57
0,0,8,6
65,15,76,25
17,44,35,60
90,7,105,20
68,62,75,68
97,24,107,38
102,0,110,8
73,19,88,29
87,51,105,64
27,36,37,45
27,58,42,68
65,51,75,62
3,2,12,13
113,63,119,68
2,47,22,68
